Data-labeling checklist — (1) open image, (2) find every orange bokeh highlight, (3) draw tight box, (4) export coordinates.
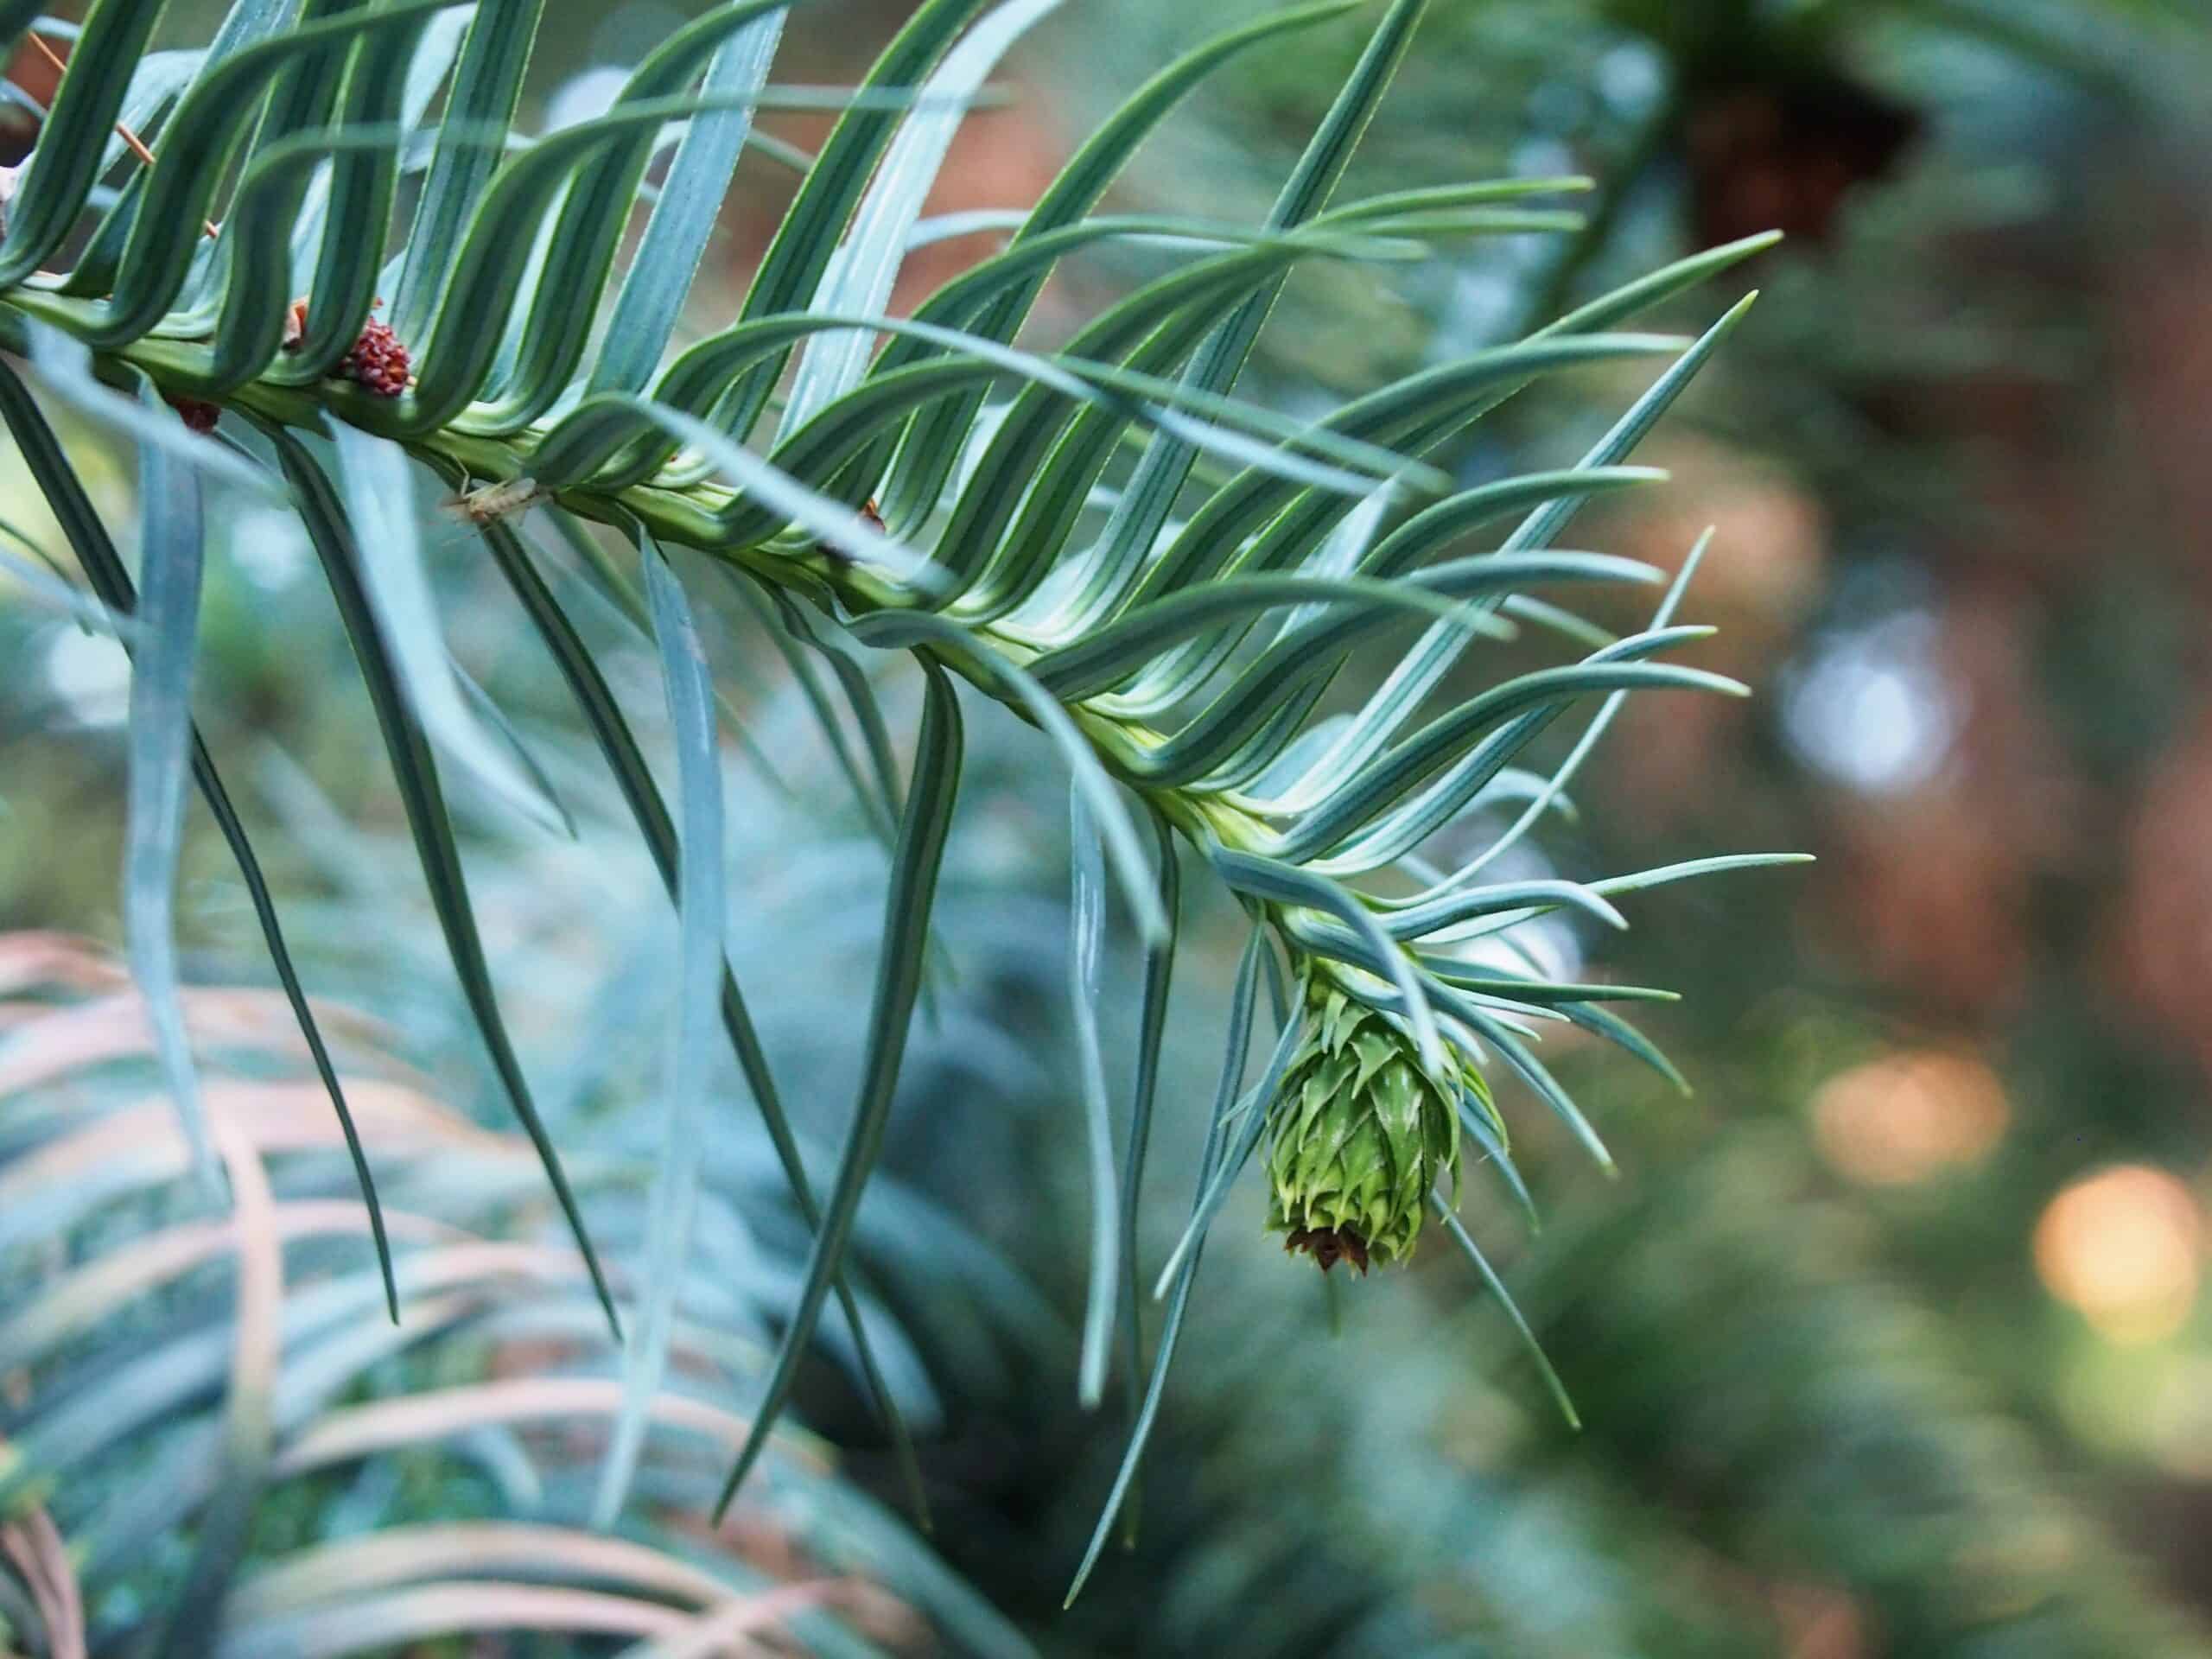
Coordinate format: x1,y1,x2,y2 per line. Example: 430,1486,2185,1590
2034,1165,2202,1344
1811,1050,2009,1187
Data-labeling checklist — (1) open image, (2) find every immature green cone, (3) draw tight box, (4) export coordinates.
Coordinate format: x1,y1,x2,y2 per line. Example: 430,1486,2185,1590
1263,977,1484,1272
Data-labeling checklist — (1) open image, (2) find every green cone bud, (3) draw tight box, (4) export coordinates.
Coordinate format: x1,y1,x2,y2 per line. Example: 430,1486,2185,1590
1262,976,1488,1272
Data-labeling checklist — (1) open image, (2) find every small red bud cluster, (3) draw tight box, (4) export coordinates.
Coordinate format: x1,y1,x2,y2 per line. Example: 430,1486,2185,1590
164,396,220,435
340,316,410,398
281,296,412,397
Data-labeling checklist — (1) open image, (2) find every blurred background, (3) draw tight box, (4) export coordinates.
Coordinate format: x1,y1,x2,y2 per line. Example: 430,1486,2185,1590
5,0,2212,1653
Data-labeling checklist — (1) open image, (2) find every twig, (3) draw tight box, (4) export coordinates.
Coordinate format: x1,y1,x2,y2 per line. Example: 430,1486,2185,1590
24,32,219,239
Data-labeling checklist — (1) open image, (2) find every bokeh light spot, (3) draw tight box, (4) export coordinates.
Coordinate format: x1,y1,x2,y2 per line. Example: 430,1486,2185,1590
1810,1049,2009,1186
43,625,130,728
2033,1165,2202,1344
1783,609,1958,794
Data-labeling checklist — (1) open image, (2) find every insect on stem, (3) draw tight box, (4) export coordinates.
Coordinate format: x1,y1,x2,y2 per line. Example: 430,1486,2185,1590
440,475,544,526
25,33,220,240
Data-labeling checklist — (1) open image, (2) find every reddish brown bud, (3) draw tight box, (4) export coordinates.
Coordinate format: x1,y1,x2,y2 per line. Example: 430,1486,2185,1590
340,317,411,398
1283,1225,1370,1275
281,299,412,396
164,396,220,435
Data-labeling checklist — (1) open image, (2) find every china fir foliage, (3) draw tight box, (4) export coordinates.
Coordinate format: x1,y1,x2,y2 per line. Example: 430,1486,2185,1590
0,934,1035,1659
0,0,1798,1560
